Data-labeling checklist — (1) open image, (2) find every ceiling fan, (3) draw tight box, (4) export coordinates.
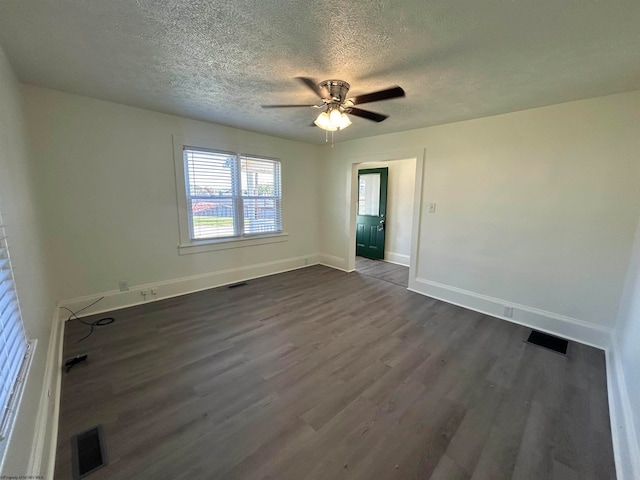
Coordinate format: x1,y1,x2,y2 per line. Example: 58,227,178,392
262,77,405,132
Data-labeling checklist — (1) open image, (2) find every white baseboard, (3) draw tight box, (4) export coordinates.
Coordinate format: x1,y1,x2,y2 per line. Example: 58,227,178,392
383,251,410,267
27,309,65,480
318,254,353,272
409,277,612,349
59,254,321,320
607,336,640,480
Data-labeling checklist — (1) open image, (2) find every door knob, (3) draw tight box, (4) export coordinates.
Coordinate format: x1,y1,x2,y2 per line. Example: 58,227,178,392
378,219,385,231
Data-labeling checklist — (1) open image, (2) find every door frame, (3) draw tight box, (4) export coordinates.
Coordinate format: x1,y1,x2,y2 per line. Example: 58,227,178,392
346,148,426,290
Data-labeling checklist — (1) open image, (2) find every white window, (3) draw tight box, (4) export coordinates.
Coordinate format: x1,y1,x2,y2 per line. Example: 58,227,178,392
174,140,287,254
0,214,33,442
184,148,282,240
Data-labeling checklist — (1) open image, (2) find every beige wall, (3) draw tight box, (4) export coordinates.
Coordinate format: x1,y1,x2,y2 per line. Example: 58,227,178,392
22,86,322,302
321,91,640,332
0,49,55,475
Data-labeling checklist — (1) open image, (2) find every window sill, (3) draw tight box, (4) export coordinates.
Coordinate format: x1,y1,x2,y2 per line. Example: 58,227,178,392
178,232,289,255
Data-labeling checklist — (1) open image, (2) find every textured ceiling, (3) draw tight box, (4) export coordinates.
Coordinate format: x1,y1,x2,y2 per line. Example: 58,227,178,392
1,0,639,145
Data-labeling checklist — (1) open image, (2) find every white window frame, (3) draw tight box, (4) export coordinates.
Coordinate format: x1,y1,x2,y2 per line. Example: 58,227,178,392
173,136,288,255
0,214,35,462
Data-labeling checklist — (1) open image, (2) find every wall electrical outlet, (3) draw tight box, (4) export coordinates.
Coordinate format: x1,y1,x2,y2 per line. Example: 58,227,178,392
503,306,514,318
119,280,129,292
428,203,437,213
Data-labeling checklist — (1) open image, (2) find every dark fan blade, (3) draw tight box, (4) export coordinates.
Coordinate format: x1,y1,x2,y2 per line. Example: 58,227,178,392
351,86,405,105
261,104,318,108
348,107,388,122
296,77,330,100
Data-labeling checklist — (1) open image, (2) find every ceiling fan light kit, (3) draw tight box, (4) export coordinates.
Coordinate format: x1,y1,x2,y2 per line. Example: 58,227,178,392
313,111,336,131
314,108,352,131
262,77,405,139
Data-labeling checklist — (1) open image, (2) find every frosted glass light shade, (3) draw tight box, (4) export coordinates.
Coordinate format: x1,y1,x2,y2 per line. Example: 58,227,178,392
314,111,337,131
329,108,342,128
315,109,352,131
338,113,352,129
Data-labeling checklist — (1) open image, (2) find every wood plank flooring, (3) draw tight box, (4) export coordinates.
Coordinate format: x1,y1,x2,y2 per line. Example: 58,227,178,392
55,265,616,480
355,256,409,287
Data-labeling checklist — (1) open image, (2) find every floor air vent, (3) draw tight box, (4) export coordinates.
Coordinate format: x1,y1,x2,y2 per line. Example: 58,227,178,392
527,330,569,355
71,425,108,479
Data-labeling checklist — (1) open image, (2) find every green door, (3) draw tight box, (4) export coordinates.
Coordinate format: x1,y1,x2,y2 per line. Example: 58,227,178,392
356,167,388,260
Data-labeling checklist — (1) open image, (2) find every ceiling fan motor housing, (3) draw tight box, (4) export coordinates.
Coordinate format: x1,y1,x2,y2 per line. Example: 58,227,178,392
319,80,350,104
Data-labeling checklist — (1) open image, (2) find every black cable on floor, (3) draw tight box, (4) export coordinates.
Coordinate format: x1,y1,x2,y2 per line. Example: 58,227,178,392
60,297,115,343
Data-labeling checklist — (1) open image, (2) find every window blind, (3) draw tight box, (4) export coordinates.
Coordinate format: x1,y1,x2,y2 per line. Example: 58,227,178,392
184,148,238,239
240,155,282,235
0,217,30,441
183,148,282,240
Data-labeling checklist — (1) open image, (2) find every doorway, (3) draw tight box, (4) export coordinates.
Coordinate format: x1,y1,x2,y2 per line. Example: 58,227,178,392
353,158,416,287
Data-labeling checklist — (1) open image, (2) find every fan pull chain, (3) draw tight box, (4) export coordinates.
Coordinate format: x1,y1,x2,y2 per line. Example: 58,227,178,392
324,129,335,146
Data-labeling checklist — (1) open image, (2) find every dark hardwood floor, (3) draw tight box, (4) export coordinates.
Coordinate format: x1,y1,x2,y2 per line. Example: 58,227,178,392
55,265,616,480
355,256,409,287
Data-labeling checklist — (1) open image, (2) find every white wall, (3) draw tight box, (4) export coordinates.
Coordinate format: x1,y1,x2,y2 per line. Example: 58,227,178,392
321,91,640,343
0,49,56,476
22,86,322,304
358,159,415,265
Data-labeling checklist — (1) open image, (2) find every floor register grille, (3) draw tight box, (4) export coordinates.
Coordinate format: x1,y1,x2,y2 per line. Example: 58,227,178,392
526,330,569,355
71,424,108,479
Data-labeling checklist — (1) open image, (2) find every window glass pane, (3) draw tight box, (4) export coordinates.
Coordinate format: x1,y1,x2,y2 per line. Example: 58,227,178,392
190,198,236,240
184,149,238,239
358,173,380,216
240,156,282,235
185,150,235,197
240,156,280,197
243,198,281,235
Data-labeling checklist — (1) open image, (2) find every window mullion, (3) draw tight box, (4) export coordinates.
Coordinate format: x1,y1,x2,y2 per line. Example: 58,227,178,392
234,155,244,237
